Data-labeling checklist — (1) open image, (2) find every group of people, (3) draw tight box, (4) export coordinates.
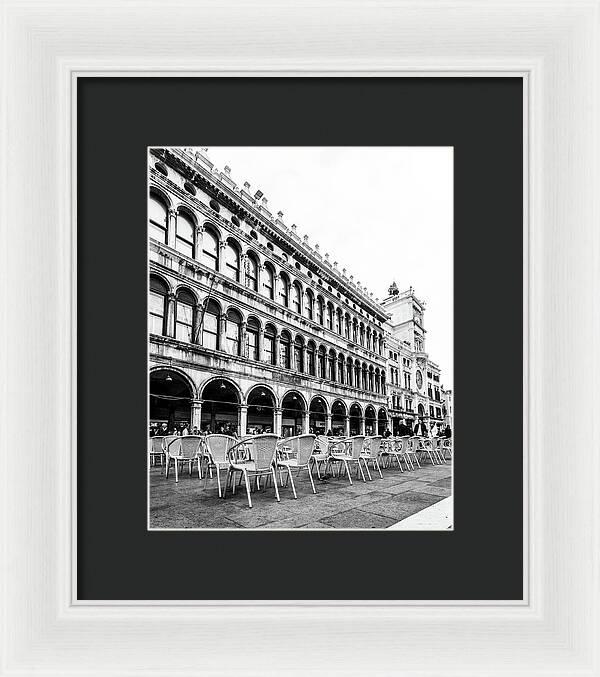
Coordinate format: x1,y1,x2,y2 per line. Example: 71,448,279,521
150,419,452,440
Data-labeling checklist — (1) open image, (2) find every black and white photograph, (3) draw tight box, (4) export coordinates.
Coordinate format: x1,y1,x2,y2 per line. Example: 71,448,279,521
148,146,453,530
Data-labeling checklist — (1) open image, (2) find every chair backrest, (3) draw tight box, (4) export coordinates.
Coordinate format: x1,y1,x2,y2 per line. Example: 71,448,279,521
163,435,179,454
314,435,330,454
150,436,165,453
169,435,202,460
363,436,382,458
247,434,280,470
346,436,366,459
205,434,238,464
280,434,317,465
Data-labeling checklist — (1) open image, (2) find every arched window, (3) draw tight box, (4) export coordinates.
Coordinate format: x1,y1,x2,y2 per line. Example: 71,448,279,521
304,290,314,320
354,361,361,387
316,297,324,325
149,193,168,243
369,366,374,392
202,226,219,271
149,275,168,335
328,349,336,381
224,239,240,281
175,210,195,258
280,331,291,369
352,318,358,343
381,374,386,395
263,324,276,365
202,299,220,350
359,323,365,346
307,341,316,376
346,357,353,386
366,328,372,352
326,303,333,330
337,354,345,384
262,264,275,300
246,317,259,360
175,289,195,342
374,369,381,394
226,308,242,356
294,336,304,372
279,273,290,307
292,282,302,315
344,314,350,339
362,364,368,390
246,253,259,291
318,346,326,379
336,309,343,334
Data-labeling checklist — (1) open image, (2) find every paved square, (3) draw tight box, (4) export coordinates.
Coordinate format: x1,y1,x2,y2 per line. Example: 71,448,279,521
149,460,452,529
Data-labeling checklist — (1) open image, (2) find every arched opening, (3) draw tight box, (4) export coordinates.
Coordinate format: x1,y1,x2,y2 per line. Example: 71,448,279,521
365,405,377,436
349,403,362,436
279,272,290,307
328,349,336,381
317,345,326,379
201,379,240,435
306,340,316,376
149,192,168,244
149,275,168,336
378,408,388,435
224,238,241,281
292,282,302,315
304,289,314,320
246,386,275,434
225,308,242,356
331,400,347,436
150,369,192,434
246,316,260,361
293,335,305,373
280,330,292,369
418,403,425,417
245,253,259,291
175,209,195,258
337,353,345,385
262,263,275,300
316,297,324,325
346,356,353,386
175,288,196,342
263,324,276,365
309,397,327,435
201,298,220,350
202,226,219,271
281,391,305,438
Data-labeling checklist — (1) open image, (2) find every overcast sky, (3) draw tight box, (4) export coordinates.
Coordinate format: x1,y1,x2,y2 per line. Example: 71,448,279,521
206,147,453,389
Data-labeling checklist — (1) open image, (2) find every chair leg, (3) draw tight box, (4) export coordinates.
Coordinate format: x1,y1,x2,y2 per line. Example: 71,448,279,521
288,467,298,499
165,457,170,478
363,458,373,481
216,466,222,498
344,459,353,485
271,467,280,502
243,470,252,508
357,459,367,483
375,458,383,478
307,464,317,494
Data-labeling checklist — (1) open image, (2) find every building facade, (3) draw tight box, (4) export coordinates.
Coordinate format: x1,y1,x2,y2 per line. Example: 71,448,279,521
149,147,449,437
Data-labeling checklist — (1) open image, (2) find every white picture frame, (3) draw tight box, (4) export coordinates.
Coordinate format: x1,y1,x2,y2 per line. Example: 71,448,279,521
2,1,598,675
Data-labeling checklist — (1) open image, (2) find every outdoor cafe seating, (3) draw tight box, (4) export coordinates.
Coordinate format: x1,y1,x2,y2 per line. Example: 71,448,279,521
151,430,452,507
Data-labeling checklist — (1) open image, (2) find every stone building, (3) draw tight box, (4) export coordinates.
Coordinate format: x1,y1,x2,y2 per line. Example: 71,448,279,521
148,147,448,437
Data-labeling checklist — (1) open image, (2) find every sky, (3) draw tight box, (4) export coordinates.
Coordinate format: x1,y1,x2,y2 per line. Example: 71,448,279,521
206,147,453,389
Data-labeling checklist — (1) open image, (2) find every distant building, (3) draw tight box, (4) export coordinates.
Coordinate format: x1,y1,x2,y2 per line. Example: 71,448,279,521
148,147,449,437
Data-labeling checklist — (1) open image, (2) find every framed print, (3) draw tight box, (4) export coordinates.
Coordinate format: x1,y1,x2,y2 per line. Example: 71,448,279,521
2,1,599,676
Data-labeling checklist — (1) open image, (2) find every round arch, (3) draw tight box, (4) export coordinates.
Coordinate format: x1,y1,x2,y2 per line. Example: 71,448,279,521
331,399,347,436
377,408,389,435
246,384,276,434
149,367,195,435
364,405,377,436
309,396,328,435
149,185,172,208
200,377,242,435
349,402,363,436
281,390,307,438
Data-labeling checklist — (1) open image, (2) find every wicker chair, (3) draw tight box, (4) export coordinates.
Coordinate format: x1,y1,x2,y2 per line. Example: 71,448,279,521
149,436,165,467
441,437,453,461
275,434,317,497
203,434,238,498
165,436,203,482
380,437,405,471
430,437,446,464
361,436,384,480
311,435,331,479
225,434,280,508
327,435,367,485
401,436,420,470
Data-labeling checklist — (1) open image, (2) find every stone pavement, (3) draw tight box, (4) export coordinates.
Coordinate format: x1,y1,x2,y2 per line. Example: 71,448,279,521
149,459,452,530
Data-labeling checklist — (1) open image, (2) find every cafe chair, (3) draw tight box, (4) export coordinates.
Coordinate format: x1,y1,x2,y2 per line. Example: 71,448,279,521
149,436,165,467
361,436,384,480
225,434,280,508
311,435,331,479
327,435,367,485
275,434,317,498
203,434,238,498
165,436,203,483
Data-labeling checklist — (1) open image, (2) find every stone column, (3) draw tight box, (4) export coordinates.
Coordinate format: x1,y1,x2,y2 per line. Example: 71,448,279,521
165,293,176,337
167,209,177,249
301,411,309,434
257,328,264,362
274,407,282,436
239,404,248,437
191,399,203,430
196,224,204,259
240,321,247,358
344,415,350,437
326,413,332,433
218,240,227,273
359,417,365,435
193,302,202,344
273,334,280,366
